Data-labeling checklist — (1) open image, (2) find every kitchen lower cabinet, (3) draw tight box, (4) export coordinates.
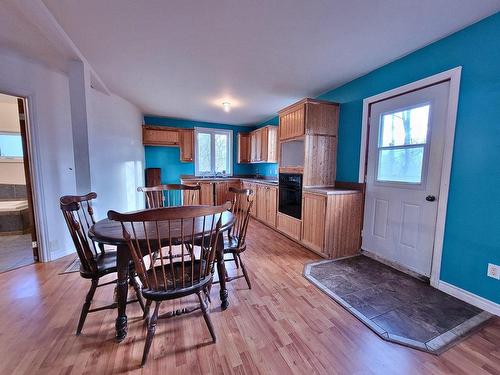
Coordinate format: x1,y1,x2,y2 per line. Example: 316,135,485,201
242,181,257,216
277,213,301,241
199,182,214,205
301,191,363,259
301,193,327,255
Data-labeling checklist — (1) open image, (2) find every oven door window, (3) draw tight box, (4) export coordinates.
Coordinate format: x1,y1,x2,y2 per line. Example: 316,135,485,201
279,187,302,219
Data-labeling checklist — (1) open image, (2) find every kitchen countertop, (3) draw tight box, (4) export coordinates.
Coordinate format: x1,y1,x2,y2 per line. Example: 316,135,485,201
180,176,278,185
303,186,360,195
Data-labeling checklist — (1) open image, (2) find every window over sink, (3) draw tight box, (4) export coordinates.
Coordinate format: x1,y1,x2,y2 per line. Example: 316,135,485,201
194,127,233,176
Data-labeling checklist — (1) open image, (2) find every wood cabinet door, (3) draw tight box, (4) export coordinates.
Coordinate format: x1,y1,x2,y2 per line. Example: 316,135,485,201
143,126,179,146
256,185,266,221
179,129,194,162
199,182,214,205
301,193,326,254
265,186,277,227
250,132,256,162
242,182,257,216
215,181,230,205
182,189,199,205
260,128,268,162
279,105,305,140
238,133,251,163
266,126,278,163
254,129,262,162
277,213,301,240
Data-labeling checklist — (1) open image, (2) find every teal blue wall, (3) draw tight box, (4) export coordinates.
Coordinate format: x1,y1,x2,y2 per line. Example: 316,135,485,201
144,13,500,303
314,13,500,303
144,116,259,183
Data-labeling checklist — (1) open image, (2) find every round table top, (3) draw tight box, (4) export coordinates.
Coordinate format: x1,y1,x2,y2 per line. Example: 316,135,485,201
89,210,235,246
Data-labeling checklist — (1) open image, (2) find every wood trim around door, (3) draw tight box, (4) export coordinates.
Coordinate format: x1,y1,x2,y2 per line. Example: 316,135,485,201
17,98,39,262
358,67,462,288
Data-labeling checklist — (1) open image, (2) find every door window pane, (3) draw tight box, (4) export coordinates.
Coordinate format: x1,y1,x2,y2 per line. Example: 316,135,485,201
380,105,429,147
197,133,211,173
377,147,424,183
214,133,228,173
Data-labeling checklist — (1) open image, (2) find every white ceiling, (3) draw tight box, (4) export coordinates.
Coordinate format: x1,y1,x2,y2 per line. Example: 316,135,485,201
39,1,500,125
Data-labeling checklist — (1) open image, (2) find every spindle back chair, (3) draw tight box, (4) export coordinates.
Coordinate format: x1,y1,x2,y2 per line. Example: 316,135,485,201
137,184,200,208
108,202,231,366
222,187,253,289
60,192,144,335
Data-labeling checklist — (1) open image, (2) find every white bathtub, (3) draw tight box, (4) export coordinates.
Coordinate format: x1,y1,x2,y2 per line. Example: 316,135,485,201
0,200,29,212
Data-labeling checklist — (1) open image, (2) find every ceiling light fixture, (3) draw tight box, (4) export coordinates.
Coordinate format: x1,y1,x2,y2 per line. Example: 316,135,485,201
222,101,231,112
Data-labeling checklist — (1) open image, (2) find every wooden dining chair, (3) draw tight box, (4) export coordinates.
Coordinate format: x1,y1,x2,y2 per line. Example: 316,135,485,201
108,202,231,367
60,192,145,335
222,187,254,289
137,184,200,208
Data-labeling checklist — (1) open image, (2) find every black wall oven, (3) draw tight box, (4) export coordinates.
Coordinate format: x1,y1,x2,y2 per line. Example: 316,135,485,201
278,173,302,220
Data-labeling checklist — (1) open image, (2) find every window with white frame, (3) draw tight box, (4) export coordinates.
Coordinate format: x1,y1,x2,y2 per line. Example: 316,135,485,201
194,127,233,176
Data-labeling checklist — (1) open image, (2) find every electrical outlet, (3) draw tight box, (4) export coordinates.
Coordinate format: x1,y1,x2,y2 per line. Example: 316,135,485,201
487,263,500,280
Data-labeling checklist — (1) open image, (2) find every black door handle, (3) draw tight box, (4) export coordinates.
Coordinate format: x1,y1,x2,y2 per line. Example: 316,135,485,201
426,195,436,202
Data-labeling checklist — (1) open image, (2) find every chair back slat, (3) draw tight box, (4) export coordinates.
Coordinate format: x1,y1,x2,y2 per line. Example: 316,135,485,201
228,188,253,249
137,184,201,208
60,192,100,274
108,203,231,293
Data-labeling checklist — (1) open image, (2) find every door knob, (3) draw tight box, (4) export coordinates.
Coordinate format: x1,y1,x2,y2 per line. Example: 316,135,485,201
426,195,436,202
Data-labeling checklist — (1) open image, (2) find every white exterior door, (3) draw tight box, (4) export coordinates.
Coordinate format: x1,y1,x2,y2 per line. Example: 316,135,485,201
362,81,450,277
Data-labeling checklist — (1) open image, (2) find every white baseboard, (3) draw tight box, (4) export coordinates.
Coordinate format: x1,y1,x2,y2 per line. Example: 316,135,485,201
437,281,499,316
49,249,75,262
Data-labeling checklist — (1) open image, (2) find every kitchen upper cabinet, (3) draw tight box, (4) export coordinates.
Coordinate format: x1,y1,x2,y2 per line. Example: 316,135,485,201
179,129,194,162
301,192,327,255
250,126,277,163
143,125,194,163
278,99,339,141
279,105,305,140
143,125,179,146
237,133,251,163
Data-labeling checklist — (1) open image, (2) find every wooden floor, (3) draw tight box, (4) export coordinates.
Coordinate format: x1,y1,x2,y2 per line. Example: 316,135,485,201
0,219,498,374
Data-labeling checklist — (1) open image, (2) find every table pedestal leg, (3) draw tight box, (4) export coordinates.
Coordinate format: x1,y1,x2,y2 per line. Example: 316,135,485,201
216,233,229,310
115,244,130,342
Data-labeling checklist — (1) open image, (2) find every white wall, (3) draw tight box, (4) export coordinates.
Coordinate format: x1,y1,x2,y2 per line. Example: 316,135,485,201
0,49,76,260
87,89,144,221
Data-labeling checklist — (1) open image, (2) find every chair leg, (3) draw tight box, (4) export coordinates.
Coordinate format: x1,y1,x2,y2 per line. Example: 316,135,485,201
76,278,98,335
141,301,160,367
238,254,252,289
143,299,152,321
129,274,145,313
203,285,211,303
233,252,239,268
197,291,216,343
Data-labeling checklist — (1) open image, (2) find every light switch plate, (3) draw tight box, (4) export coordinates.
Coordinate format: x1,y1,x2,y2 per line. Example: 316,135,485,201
487,263,500,280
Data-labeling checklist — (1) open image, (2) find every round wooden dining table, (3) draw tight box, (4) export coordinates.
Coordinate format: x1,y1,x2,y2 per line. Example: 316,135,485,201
88,210,235,342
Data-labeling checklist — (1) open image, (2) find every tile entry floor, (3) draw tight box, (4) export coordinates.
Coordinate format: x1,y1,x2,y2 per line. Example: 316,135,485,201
0,234,34,273
304,255,492,354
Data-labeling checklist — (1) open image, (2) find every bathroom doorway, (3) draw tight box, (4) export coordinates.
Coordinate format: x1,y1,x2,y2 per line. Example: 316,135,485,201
0,93,38,272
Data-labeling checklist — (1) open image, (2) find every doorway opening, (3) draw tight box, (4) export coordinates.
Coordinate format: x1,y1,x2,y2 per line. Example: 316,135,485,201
0,93,39,273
